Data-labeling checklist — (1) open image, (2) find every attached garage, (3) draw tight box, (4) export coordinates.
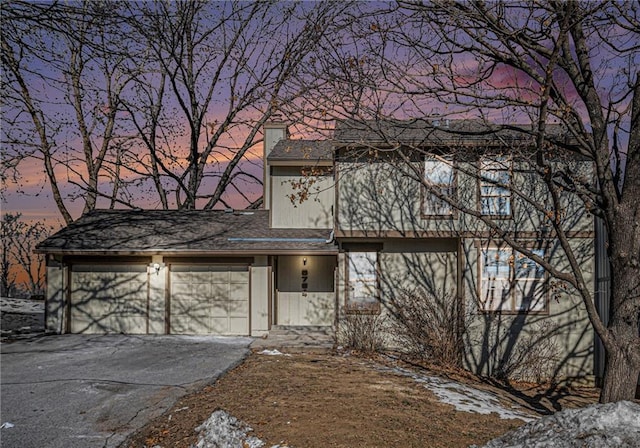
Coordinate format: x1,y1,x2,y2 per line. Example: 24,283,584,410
38,209,337,337
70,264,149,334
169,265,250,335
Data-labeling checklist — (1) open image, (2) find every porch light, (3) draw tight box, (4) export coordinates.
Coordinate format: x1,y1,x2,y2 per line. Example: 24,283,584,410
303,257,307,265
150,262,165,275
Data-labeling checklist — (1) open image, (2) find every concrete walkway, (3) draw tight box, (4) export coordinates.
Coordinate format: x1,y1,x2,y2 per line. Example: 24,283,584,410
250,326,335,353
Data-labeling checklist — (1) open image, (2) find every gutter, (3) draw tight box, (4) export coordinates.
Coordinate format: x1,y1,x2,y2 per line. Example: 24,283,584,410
227,237,328,243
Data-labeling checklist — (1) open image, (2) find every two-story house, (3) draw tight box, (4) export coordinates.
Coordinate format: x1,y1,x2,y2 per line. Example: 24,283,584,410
37,118,595,381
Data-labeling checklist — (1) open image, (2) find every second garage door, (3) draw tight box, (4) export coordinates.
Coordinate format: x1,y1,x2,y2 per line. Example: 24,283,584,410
170,265,249,335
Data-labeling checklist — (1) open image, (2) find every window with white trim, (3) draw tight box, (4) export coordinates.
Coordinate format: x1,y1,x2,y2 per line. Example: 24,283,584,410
480,247,546,312
423,158,455,215
346,251,379,313
480,158,511,216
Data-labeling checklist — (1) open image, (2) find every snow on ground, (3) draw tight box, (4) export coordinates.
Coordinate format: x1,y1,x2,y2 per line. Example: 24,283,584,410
193,410,285,448
258,349,291,356
0,297,44,314
0,297,45,339
376,364,536,421
475,401,640,448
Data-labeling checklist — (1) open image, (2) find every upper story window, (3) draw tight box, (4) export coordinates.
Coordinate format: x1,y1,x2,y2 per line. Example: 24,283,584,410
479,246,546,313
480,158,511,217
346,251,380,313
423,157,455,216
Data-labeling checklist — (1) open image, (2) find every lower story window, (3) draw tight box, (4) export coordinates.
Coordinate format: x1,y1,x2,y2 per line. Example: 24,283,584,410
346,251,380,313
480,246,546,312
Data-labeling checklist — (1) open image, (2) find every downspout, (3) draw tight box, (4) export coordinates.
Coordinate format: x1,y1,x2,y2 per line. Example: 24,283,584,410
325,229,335,244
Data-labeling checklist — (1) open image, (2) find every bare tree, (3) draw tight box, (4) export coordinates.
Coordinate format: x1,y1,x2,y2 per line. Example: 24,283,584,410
294,1,639,402
116,0,346,210
1,0,137,224
0,213,51,297
2,0,349,215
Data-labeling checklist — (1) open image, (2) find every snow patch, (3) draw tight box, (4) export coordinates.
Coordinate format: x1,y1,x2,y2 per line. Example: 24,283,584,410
377,365,535,421
258,349,291,357
475,401,640,448
0,297,44,314
192,410,285,448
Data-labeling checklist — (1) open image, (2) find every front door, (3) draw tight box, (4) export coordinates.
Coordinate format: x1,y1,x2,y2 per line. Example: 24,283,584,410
275,255,336,326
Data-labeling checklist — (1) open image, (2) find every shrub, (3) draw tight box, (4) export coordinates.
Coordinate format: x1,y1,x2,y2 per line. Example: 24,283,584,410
387,287,463,367
495,321,561,383
337,312,388,354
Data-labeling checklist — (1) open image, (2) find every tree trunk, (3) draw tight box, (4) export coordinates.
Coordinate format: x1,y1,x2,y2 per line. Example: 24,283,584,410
600,341,640,403
601,211,640,402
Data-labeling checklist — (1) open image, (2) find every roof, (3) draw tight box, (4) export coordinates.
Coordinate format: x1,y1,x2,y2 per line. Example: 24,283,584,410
267,139,333,164
334,118,568,146
36,210,337,256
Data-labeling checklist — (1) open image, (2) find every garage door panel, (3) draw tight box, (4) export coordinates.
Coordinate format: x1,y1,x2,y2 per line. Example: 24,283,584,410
191,271,212,284
210,271,231,283
171,271,192,283
171,282,191,295
70,265,148,334
229,283,249,301
171,315,211,334
192,283,212,297
210,317,230,333
211,283,230,300
222,299,249,315
229,317,249,334
170,265,249,335
111,314,146,334
173,300,212,315
230,271,249,283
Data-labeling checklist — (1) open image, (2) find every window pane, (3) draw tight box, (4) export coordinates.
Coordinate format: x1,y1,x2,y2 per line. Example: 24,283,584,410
481,277,511,311
480,158,511,216
515,250,544,279
424,159,454,215
425,160,453,184
483,249,510,278
348,252,376,280
514,279,545,311
348,252,378,308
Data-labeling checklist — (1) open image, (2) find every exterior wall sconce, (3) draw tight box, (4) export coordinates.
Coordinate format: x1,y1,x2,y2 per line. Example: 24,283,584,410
303,257,307,266
149,262,165,275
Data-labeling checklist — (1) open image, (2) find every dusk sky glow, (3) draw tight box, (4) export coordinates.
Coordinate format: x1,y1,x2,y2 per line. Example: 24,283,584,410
2,1,637,229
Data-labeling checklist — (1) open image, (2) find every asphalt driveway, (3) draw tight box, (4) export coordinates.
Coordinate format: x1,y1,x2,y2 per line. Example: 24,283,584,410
0,334,251,448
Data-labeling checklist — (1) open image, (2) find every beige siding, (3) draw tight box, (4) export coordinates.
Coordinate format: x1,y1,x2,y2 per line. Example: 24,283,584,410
337,162,459,234
45,263,66,334
148,256,166,334
462,238,594,380
336,239,458,319
337,160,593,235
271,166,334,229
251,256,270,336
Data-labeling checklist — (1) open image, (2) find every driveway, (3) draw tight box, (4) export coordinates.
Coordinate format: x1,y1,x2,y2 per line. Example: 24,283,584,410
0,334,251,448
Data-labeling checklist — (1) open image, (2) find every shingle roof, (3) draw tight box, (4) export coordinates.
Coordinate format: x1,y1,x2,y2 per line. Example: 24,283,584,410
36,210,336,255
334,118,567,146
267,139,333,162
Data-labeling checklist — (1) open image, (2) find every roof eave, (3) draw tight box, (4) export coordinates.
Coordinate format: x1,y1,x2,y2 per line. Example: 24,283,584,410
268,159,333,166
38,248,339,257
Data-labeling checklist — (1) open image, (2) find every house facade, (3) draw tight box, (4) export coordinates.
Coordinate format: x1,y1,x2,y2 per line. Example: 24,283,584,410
38,118,595,380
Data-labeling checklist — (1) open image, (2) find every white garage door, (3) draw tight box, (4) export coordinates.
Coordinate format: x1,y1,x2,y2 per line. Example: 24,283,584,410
170,265,249,335
70,264,148,334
